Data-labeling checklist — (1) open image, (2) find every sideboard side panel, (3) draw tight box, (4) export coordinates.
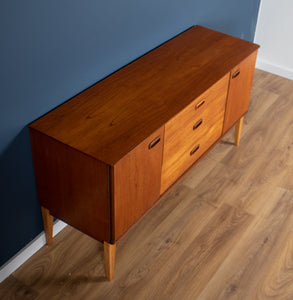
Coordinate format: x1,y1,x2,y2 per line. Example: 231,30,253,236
223,50,258,133
112,127,164,241
29,129,110,242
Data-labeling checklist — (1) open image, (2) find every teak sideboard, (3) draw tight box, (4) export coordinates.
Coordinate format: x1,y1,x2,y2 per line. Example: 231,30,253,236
29,26,259,280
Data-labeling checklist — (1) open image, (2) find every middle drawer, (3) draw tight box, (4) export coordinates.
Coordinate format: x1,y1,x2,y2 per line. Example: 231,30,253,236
160,73,229,193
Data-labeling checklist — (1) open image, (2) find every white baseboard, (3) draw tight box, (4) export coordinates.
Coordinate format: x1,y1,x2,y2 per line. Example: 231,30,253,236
256,58,293,80
0,220,67,283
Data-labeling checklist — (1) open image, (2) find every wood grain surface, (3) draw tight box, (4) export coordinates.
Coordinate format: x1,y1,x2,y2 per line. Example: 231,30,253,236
161,73,229,192
2,69,293,299
29,26,258,165
223,51,258,133
113,127,164,241
30,129,110,243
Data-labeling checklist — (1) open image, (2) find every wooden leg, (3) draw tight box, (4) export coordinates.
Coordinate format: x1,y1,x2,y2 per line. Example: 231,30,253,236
41,206,53,245
235,116,244,146
104,241,116,281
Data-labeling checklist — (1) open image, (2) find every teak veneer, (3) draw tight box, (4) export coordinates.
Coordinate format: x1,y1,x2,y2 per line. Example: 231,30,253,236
29,26,259,280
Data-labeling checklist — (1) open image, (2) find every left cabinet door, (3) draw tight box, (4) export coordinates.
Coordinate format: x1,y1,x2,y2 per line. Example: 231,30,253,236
112,127,164,241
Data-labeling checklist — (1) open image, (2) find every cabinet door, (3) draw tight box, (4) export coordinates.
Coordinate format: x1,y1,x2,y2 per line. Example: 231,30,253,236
112,127,164,241
223,51,258,133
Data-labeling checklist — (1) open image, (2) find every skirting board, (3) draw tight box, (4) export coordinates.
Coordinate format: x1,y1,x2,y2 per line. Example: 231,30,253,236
0,220,67,283
256,57,293,80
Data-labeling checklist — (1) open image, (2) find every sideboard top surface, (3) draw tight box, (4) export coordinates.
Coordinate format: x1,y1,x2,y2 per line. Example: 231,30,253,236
30,25,259,165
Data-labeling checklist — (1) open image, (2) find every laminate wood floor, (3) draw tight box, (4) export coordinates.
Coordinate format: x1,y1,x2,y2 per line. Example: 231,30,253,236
1,69,293,300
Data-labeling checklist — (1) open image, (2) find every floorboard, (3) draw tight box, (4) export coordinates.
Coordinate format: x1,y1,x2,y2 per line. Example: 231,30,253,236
1,69,293,300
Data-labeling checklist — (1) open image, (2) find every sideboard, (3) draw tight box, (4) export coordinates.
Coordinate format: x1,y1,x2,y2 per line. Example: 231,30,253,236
29,26,259,280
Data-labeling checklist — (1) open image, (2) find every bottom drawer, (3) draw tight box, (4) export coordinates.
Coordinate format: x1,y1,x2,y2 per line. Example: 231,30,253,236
160,110,224,194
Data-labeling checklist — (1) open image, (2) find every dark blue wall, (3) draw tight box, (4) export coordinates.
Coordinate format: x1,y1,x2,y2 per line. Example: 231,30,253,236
0,0,260,266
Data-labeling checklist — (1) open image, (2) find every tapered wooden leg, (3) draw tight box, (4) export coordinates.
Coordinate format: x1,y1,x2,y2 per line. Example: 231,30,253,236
104,241,116,281
235,116,244,146
41,206,53,245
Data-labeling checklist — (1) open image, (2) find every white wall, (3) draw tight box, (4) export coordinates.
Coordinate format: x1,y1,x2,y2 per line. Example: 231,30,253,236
254,0,293,80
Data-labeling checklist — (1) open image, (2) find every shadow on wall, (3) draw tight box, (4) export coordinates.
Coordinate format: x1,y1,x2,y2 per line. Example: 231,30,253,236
0,126,43,266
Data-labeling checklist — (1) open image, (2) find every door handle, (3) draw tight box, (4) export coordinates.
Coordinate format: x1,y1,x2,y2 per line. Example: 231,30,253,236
193,119,203,130
149,136,161,149
232,69,240,79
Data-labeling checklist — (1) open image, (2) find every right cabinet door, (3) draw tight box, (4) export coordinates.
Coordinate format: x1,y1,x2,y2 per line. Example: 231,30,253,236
223,51,258,133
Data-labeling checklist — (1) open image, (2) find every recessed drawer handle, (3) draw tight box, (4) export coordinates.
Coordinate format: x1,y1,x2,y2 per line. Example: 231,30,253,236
193,119,203,130
149,136,161,149
190,144,200,156
232,69,241,79
195,99,205,110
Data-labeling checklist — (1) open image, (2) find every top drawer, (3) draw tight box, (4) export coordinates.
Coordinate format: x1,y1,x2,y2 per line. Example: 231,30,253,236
163,73,229,145
161,73,229,193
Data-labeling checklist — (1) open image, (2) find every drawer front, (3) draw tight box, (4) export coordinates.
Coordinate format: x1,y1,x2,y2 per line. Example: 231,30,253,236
163,73,229,147
160,74,229,193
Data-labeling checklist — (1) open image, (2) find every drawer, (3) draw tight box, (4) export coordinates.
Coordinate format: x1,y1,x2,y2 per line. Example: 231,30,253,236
160,74,229,193
164,73,229,145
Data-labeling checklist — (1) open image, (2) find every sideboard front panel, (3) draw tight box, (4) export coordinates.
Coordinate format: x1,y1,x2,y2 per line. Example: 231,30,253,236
160,74,229,193
223,51,258,133
113,127,164,241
